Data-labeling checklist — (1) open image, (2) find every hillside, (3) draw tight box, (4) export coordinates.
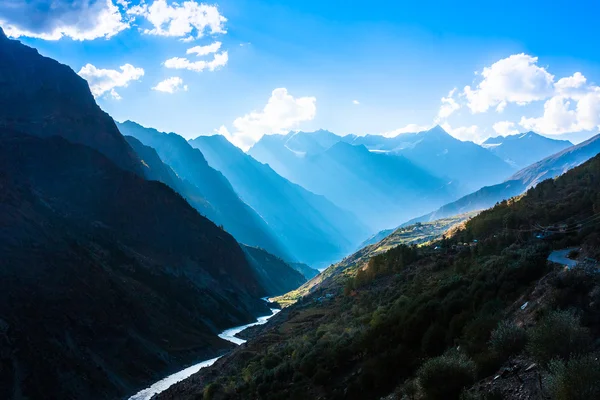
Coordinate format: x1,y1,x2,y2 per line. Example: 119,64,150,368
157,150,600,400
118,121,291,261
482,131,572,169
400,133,600,227
241,245,307,297
189,134,370,267
0,132,271,400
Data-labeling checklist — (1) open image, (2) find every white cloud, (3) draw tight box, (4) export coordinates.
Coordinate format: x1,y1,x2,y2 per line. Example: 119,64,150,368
220,88,317,150
78,63,144,98
441,122,482,143
492,121,519,136
382,124,432,137
0,0,129,41
519,89,600,135
127,0,226,39
152,76,188,93
164,51,228,72
187,41,222,56
464,54,555,113
353,100,360,105
437,88,461,119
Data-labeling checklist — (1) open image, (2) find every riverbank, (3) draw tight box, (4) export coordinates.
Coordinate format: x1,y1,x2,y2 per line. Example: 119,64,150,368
127,306,280,400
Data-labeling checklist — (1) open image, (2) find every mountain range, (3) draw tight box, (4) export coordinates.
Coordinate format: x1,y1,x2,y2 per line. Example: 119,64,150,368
0,29,303,399
482,131,572,169
350,126,516,193
117,120,292,261
397,132,600,228
189,134,370,266
249,130,460,231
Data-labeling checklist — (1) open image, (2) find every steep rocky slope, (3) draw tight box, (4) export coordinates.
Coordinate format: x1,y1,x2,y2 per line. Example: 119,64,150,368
118,121,292,261
0,28,143,175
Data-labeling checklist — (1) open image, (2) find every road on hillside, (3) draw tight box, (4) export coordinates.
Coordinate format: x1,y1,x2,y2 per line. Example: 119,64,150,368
548,248,579,268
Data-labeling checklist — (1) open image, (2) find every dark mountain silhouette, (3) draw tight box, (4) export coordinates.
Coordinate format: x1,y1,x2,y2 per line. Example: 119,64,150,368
189,134,370,267
0,28,143,175
399,133,600,226
241,245,307,296
249,133,457,231
117,121,292,261
482,131,572,169
0,32,304,400
0,132,271,400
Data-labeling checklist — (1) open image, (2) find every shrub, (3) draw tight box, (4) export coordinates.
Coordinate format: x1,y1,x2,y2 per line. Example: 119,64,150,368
489,320,527,359
527,310,591,365
202,382,222,400
417,350,476,400
546,353,600,400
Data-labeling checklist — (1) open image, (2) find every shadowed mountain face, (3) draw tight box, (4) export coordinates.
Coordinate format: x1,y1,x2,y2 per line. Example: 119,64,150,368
189,134,371,267
0,29,143,176
398,133,600,226
117,121,292,261
249,132,458,231
482,131,573,169
0,132,272,400
241,245,307,296
351,126,516,193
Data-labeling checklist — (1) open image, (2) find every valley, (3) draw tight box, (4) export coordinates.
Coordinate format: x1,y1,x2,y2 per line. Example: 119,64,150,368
0,3,599,400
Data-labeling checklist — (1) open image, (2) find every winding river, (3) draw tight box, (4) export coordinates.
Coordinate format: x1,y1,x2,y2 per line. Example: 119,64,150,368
128,304,280,400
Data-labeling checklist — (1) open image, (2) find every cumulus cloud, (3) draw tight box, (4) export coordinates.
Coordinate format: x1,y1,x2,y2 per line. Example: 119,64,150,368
219,88,317,150
78,63,144,98
0,0,129,41
519,89,600,135
127,0,226,39
164,51,228,72
437,88,461,119
152,76,188,93
492,121,519,136
464,54,554,113
187,41,222,56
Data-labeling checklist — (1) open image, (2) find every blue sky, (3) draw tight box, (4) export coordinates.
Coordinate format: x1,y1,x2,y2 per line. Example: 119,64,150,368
1,0,599,148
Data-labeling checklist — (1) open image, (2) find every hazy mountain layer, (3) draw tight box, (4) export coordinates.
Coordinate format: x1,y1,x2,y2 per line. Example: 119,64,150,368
118,121,292,261
189,134,370,267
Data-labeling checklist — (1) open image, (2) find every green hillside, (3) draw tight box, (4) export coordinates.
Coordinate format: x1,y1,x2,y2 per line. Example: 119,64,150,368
157,152,600,400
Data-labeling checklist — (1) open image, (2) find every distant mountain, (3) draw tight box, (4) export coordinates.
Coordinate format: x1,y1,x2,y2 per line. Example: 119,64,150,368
241,245,306,296
0,28,143,175
249,133,457,231
482,131,572,169
117,121,291,261
352,126,515,193
189,134,370,267
289,262,320,280
401,133,600,226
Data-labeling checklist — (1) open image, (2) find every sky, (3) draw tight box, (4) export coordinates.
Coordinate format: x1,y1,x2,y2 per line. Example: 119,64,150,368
1,0,599,149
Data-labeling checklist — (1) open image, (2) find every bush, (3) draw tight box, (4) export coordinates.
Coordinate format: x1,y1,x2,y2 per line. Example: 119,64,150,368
489,320,527,359
417,350,476,400
527,310,591,365
546,353,600,400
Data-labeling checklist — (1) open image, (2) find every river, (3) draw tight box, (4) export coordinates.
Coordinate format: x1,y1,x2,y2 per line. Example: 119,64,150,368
128,305,280,400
